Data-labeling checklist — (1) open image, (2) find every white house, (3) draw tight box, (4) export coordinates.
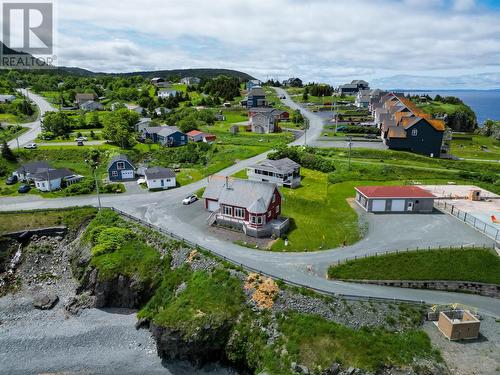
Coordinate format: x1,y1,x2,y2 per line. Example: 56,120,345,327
144,167,176,190
158,90,178,98
0,94,16,103
33,168,82,192
247,158,301,188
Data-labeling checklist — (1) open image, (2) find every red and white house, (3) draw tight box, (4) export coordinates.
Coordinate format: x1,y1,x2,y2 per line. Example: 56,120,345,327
187,130,217,143
355,185,435,213
203,176,289,238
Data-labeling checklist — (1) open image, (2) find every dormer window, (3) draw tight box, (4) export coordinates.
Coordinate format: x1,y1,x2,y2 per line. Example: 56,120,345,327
116,162,125,170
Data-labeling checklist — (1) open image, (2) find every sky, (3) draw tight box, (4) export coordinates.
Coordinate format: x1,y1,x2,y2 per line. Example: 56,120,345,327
47,0,500,88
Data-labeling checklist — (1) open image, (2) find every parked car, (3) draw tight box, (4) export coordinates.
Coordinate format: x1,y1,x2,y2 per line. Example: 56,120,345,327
182,194,198,205
5,175,18,185
18,184,31,193
364,134,378,139
74,136,88,141
24,143,37,149
77,140,84,146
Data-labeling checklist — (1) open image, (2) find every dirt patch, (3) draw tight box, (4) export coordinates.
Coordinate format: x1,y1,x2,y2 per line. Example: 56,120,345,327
423,317,500,375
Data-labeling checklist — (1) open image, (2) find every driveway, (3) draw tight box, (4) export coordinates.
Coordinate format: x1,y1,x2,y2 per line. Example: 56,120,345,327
8,89,56,149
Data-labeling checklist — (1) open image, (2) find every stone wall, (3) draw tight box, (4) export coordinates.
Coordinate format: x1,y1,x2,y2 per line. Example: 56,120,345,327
339,279,500,298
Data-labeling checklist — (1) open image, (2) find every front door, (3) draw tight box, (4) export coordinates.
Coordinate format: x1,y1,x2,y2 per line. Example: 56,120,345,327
407,202,413,212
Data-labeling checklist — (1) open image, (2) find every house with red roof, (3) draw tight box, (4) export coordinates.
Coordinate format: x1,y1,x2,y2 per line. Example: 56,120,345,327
187,130,217,143
355,185,435,213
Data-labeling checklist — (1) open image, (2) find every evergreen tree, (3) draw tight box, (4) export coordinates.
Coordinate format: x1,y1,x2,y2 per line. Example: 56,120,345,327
1,140,16,161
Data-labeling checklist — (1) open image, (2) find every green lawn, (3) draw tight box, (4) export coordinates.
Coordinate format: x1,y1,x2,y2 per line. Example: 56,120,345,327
450,134,500,160
328,248,500,284
0,125,28,143
271,169,365,252
280,313,441,372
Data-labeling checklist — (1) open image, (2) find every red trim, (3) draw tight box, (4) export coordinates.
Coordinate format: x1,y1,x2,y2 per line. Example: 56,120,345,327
355,186,435,199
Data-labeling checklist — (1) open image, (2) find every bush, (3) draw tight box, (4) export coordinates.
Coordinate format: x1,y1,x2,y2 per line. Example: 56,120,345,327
91,226,135,256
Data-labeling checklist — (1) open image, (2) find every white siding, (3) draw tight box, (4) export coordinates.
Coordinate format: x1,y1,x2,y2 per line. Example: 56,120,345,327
371,200,386,212
391,199,405,212
146,177,176,190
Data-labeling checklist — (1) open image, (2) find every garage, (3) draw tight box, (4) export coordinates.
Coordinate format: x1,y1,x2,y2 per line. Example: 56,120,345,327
354,185,435,213
372,200,386,212
391,199,406,212
121,170,134,179
206,199,220,212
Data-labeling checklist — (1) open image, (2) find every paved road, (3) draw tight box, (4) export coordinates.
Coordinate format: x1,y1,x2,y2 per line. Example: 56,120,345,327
2,89,499,316
37,140,107,147
8,89,56,149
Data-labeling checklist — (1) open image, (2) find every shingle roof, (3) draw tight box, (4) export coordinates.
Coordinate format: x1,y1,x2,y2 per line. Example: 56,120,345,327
157,126,182,137
248,86,266,97
356,186,436,199
107,154,133,169
251,158,300,174
33,168,74,181
387,127,407,138
145,166,175,179
203,176,279,214
15,161,53,174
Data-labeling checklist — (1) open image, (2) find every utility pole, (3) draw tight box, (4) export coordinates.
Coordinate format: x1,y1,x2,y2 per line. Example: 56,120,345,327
46,167,51,192
348,136,352,170
94,166,102,210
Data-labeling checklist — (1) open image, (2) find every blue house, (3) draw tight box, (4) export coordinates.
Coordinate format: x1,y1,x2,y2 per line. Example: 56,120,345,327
384,117,445,157
142,126,187,147
244,86,267,109
107,154,135,181
246,79,261,91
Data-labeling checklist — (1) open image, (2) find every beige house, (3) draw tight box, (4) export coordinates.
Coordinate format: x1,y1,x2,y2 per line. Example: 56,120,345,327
437,310,480,340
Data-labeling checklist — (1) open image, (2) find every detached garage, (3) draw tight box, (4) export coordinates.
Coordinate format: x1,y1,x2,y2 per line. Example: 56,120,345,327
354,186,435,213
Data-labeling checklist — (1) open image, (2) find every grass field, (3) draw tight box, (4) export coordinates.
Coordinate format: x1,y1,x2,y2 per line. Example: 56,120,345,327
270,170,389,252
450,134,500,160
280,312,441,372
328,248,500,284
0,207,97,234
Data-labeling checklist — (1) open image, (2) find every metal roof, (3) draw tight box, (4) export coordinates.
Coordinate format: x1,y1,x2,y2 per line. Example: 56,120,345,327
203,176,279,214
355,186,436,199
250,158,300,174
107,154,133,169
15,161,53,174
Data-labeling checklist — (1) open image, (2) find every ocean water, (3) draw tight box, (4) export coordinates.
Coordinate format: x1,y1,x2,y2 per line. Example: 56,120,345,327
405,90,500,125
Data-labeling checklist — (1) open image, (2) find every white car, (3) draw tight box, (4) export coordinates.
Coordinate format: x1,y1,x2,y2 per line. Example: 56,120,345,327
182,194,198,205
74,136,88,141
24,143,37,149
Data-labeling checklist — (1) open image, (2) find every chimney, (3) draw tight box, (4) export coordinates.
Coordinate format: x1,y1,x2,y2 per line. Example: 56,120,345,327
225,176,229,189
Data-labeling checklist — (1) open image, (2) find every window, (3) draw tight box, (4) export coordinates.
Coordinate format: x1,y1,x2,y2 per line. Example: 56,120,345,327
222,206,233,216
234,207,245,218
116,162,125,170
275,204,280,214
251,215,263,225
411,129,418,136
111,171,118,177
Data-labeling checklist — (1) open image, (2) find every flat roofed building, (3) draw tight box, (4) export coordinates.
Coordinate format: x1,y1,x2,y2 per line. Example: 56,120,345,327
355,185,436,213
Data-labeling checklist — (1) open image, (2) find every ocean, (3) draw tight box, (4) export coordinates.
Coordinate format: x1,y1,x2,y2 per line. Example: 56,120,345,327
404,90,500,125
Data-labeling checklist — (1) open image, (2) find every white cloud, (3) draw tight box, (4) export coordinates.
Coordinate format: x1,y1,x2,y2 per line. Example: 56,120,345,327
48,0,500,88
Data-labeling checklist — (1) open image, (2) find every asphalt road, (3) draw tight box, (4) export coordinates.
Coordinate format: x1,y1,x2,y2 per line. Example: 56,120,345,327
2,89,499,316
8,89,56,149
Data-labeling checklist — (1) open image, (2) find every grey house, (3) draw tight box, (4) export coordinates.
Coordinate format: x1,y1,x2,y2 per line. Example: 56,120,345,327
80,100,104,111
247,158,301,188
13,161,53,182
249,112,277,134
107,154,135,181
355,186,435,213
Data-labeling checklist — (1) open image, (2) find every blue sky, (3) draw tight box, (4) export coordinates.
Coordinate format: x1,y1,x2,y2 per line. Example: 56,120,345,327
53,0,500,89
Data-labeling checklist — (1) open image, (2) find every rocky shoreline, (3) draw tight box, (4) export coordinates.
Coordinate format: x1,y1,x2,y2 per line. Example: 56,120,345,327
0,215,448,375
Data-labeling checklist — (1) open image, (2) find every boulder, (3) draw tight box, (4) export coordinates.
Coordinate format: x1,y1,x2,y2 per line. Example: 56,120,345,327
32,293,59,310
323,363,341,375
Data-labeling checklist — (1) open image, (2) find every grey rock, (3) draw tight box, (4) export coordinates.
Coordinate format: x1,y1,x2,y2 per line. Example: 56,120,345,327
135,318,149,330
32,293,59,310
323,363,341,375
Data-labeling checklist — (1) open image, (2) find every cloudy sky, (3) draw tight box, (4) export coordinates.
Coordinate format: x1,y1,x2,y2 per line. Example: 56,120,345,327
51,0,500,89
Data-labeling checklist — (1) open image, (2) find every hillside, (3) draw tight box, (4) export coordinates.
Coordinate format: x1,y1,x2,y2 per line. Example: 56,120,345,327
417,99,477,132
117,68,255,81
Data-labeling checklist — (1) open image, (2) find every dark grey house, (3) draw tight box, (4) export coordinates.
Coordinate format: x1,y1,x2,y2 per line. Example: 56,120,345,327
355,186,435,213
107,154,135,181
13,161,54,182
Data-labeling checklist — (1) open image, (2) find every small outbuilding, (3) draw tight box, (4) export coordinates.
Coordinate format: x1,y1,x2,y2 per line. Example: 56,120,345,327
144,167,176,190
437,310,480,341
355,185,435,213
